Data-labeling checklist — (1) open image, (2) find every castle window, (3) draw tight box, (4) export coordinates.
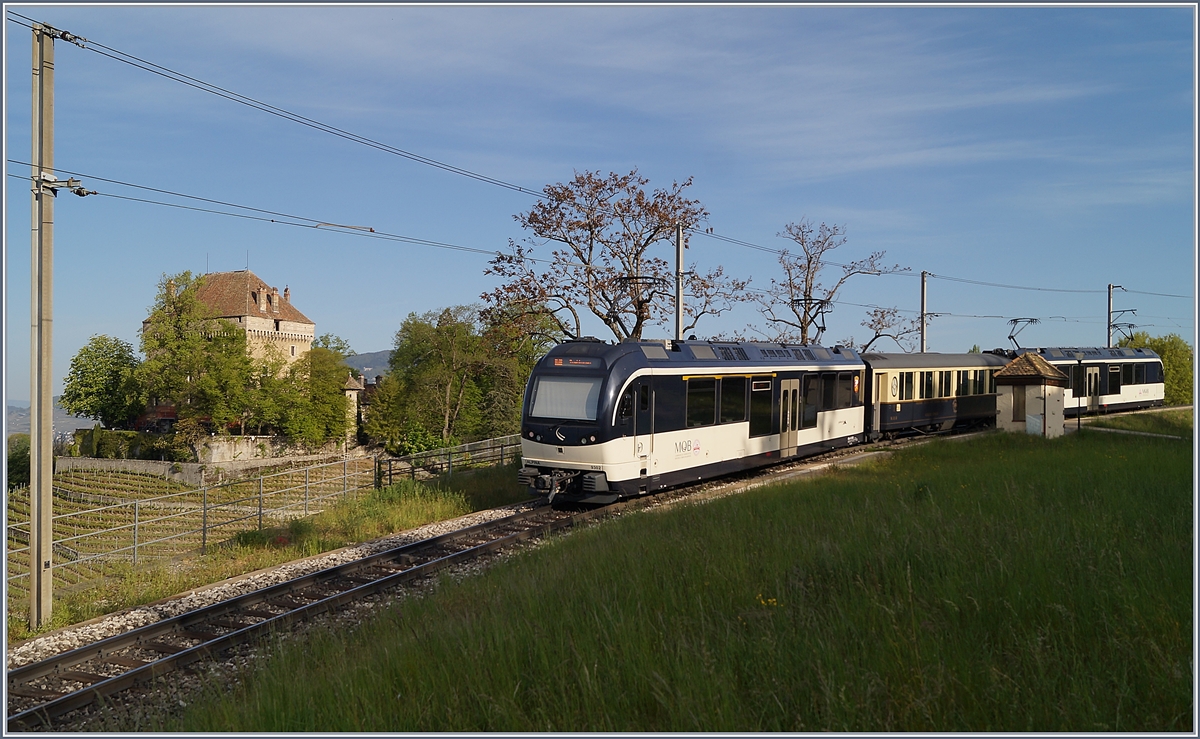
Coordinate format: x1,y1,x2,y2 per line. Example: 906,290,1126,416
291,345,296,357
275,320,281,331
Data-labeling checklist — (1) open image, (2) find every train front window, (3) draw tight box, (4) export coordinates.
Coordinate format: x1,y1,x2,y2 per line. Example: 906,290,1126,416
529,376,604,421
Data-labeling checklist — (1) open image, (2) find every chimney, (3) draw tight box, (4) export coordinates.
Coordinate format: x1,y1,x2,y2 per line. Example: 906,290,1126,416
257,288,266,312
272,287,280,313
284,286,290,302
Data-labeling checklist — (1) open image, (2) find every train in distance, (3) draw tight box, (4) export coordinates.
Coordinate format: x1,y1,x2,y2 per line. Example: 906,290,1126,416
516,337,1164,504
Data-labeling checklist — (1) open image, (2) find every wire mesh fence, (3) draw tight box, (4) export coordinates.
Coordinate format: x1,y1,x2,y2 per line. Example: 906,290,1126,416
6,458,375,610
375,434,521,487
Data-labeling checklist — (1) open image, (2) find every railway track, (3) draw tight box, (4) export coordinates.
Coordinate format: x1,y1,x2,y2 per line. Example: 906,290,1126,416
2,424,1031,730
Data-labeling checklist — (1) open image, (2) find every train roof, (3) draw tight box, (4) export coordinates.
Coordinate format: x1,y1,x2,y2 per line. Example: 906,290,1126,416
538,338,863,370
1015,346,1160,361
860,352,1010,370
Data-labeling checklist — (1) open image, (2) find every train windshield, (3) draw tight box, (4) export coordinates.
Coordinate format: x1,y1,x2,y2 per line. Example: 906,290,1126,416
529,375,603,421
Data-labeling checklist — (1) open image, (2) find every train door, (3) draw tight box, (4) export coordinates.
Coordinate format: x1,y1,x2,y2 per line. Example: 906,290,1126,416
1086,366,1100,412
780,378,799,456
632,379,653,484
873,372,885,433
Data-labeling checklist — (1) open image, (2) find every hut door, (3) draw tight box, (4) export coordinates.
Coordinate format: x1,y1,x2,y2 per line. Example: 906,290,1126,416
780,379,799,456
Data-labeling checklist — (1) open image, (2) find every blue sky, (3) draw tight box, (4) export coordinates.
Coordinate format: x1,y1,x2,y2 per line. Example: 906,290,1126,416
4,4,1196,402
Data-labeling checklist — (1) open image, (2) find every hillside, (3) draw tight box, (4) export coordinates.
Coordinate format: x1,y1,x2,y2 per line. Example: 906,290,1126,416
6,398,95,436
342,350,391,379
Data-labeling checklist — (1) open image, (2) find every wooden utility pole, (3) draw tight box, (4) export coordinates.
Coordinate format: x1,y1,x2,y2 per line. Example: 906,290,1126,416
29,22,57,627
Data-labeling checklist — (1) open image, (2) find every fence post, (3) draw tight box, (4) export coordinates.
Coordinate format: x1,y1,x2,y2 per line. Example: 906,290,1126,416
305,467,310,516
343,459,348,496
201,487,208,555
133,499,139,566
447,448,452,476
258,477,264,530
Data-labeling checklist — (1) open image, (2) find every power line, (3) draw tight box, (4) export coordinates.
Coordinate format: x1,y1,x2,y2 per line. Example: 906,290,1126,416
5,11,546,200
4,171,507,259
7,12,1191,304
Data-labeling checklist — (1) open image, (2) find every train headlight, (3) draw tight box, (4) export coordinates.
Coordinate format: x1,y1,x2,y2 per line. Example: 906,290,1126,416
590,435,596,442
528,431,534,438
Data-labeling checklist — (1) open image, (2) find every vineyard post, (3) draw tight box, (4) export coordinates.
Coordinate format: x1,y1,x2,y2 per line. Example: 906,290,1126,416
258,478,263,530
201,487,208,554
132,500,139,565
305,467,310,515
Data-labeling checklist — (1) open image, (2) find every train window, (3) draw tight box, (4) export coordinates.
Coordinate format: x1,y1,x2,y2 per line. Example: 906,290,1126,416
821,372,837,410
686,379,717,428
918,371,934,399
530,376,603,421
639,385,650,411
1071,365,1085,395
938,371,952,398
720,377,746,423
654,378,685,431
973,370,985,395
1151,362,1163,383
618,390,634,422
749,377,773,437
837,372,854,409
802,374,819,428
901,372,914,401
955,370,967,396
1122,364,1134,386
1108,366,1121,395
1134,363,1145,385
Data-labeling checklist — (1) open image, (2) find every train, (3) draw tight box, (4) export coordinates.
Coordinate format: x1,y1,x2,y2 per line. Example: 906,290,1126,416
516,338,1165,504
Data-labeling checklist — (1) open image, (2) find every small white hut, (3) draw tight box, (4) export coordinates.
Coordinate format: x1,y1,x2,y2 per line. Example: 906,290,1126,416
994,353,1070,439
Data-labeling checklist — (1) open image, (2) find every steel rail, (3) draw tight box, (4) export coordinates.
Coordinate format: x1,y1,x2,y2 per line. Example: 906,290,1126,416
7,502,608,730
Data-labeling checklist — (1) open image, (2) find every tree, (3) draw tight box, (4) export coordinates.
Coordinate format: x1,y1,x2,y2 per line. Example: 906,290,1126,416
754,218,908,344
279,347,350,447
1118,331,1194,406
483,169,746,342
315,333,354,357
137,272,251,441
474,305,564,438
839,306,924,353
7,433,30,490
60,335,144,429
388,306,489,445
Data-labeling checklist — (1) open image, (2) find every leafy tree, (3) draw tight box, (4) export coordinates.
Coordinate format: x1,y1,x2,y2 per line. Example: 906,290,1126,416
315,333,354,357
475,305,564,438
137,272,251,446
969,344,982,353
279,347,350,447
483,169,746,342
7,433,30,490
753,218,908,344
60,335,144,428
1118,331,1194,406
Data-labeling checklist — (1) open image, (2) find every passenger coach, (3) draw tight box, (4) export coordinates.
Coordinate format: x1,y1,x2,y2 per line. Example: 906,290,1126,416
1014,346,1165,416
518,338,866,504
861,352,1009,439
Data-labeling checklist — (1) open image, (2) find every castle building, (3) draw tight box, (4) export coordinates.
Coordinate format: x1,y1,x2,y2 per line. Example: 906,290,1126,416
194,270,315,364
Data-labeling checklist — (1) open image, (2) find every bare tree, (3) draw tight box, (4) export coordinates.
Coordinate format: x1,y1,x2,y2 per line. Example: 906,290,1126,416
482,169,748,342
840,306,924,353
754,218,909,344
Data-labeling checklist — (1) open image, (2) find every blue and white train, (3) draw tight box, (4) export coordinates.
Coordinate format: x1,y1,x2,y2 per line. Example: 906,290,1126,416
517,338,1164,504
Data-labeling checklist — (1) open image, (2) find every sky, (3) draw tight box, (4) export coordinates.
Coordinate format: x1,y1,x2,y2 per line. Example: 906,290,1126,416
3,3,1196,403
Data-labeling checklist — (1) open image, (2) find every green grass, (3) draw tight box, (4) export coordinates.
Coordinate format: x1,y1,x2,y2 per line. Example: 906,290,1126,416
7,462,529,643
1087,408,1194,441
156,429,1191,733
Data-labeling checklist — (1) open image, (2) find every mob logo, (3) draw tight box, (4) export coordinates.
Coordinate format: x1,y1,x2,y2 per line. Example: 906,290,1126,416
674,439,702,457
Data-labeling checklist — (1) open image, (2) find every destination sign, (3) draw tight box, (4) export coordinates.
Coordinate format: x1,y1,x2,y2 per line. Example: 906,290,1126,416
551,357,600,368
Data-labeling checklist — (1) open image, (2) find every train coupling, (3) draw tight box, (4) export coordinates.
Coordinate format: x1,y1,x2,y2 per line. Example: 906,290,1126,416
519,467,581,495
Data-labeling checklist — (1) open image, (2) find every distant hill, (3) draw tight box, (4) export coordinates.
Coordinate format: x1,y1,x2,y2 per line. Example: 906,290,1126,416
343,350,391,380
7,397,96,437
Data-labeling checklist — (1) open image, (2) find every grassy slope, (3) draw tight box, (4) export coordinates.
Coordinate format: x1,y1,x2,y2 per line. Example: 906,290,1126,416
1087,408,1194,441
165,419,1193,732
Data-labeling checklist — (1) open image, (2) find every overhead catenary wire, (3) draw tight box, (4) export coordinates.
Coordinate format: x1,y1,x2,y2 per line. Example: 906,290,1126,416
7,12,1193,308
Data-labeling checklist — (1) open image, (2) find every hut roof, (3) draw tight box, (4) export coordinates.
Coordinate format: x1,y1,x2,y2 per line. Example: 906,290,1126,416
994,352,1070,386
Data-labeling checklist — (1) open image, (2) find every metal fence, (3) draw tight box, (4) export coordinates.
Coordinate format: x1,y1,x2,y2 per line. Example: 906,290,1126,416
376,434,521,487
6,457,375,607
